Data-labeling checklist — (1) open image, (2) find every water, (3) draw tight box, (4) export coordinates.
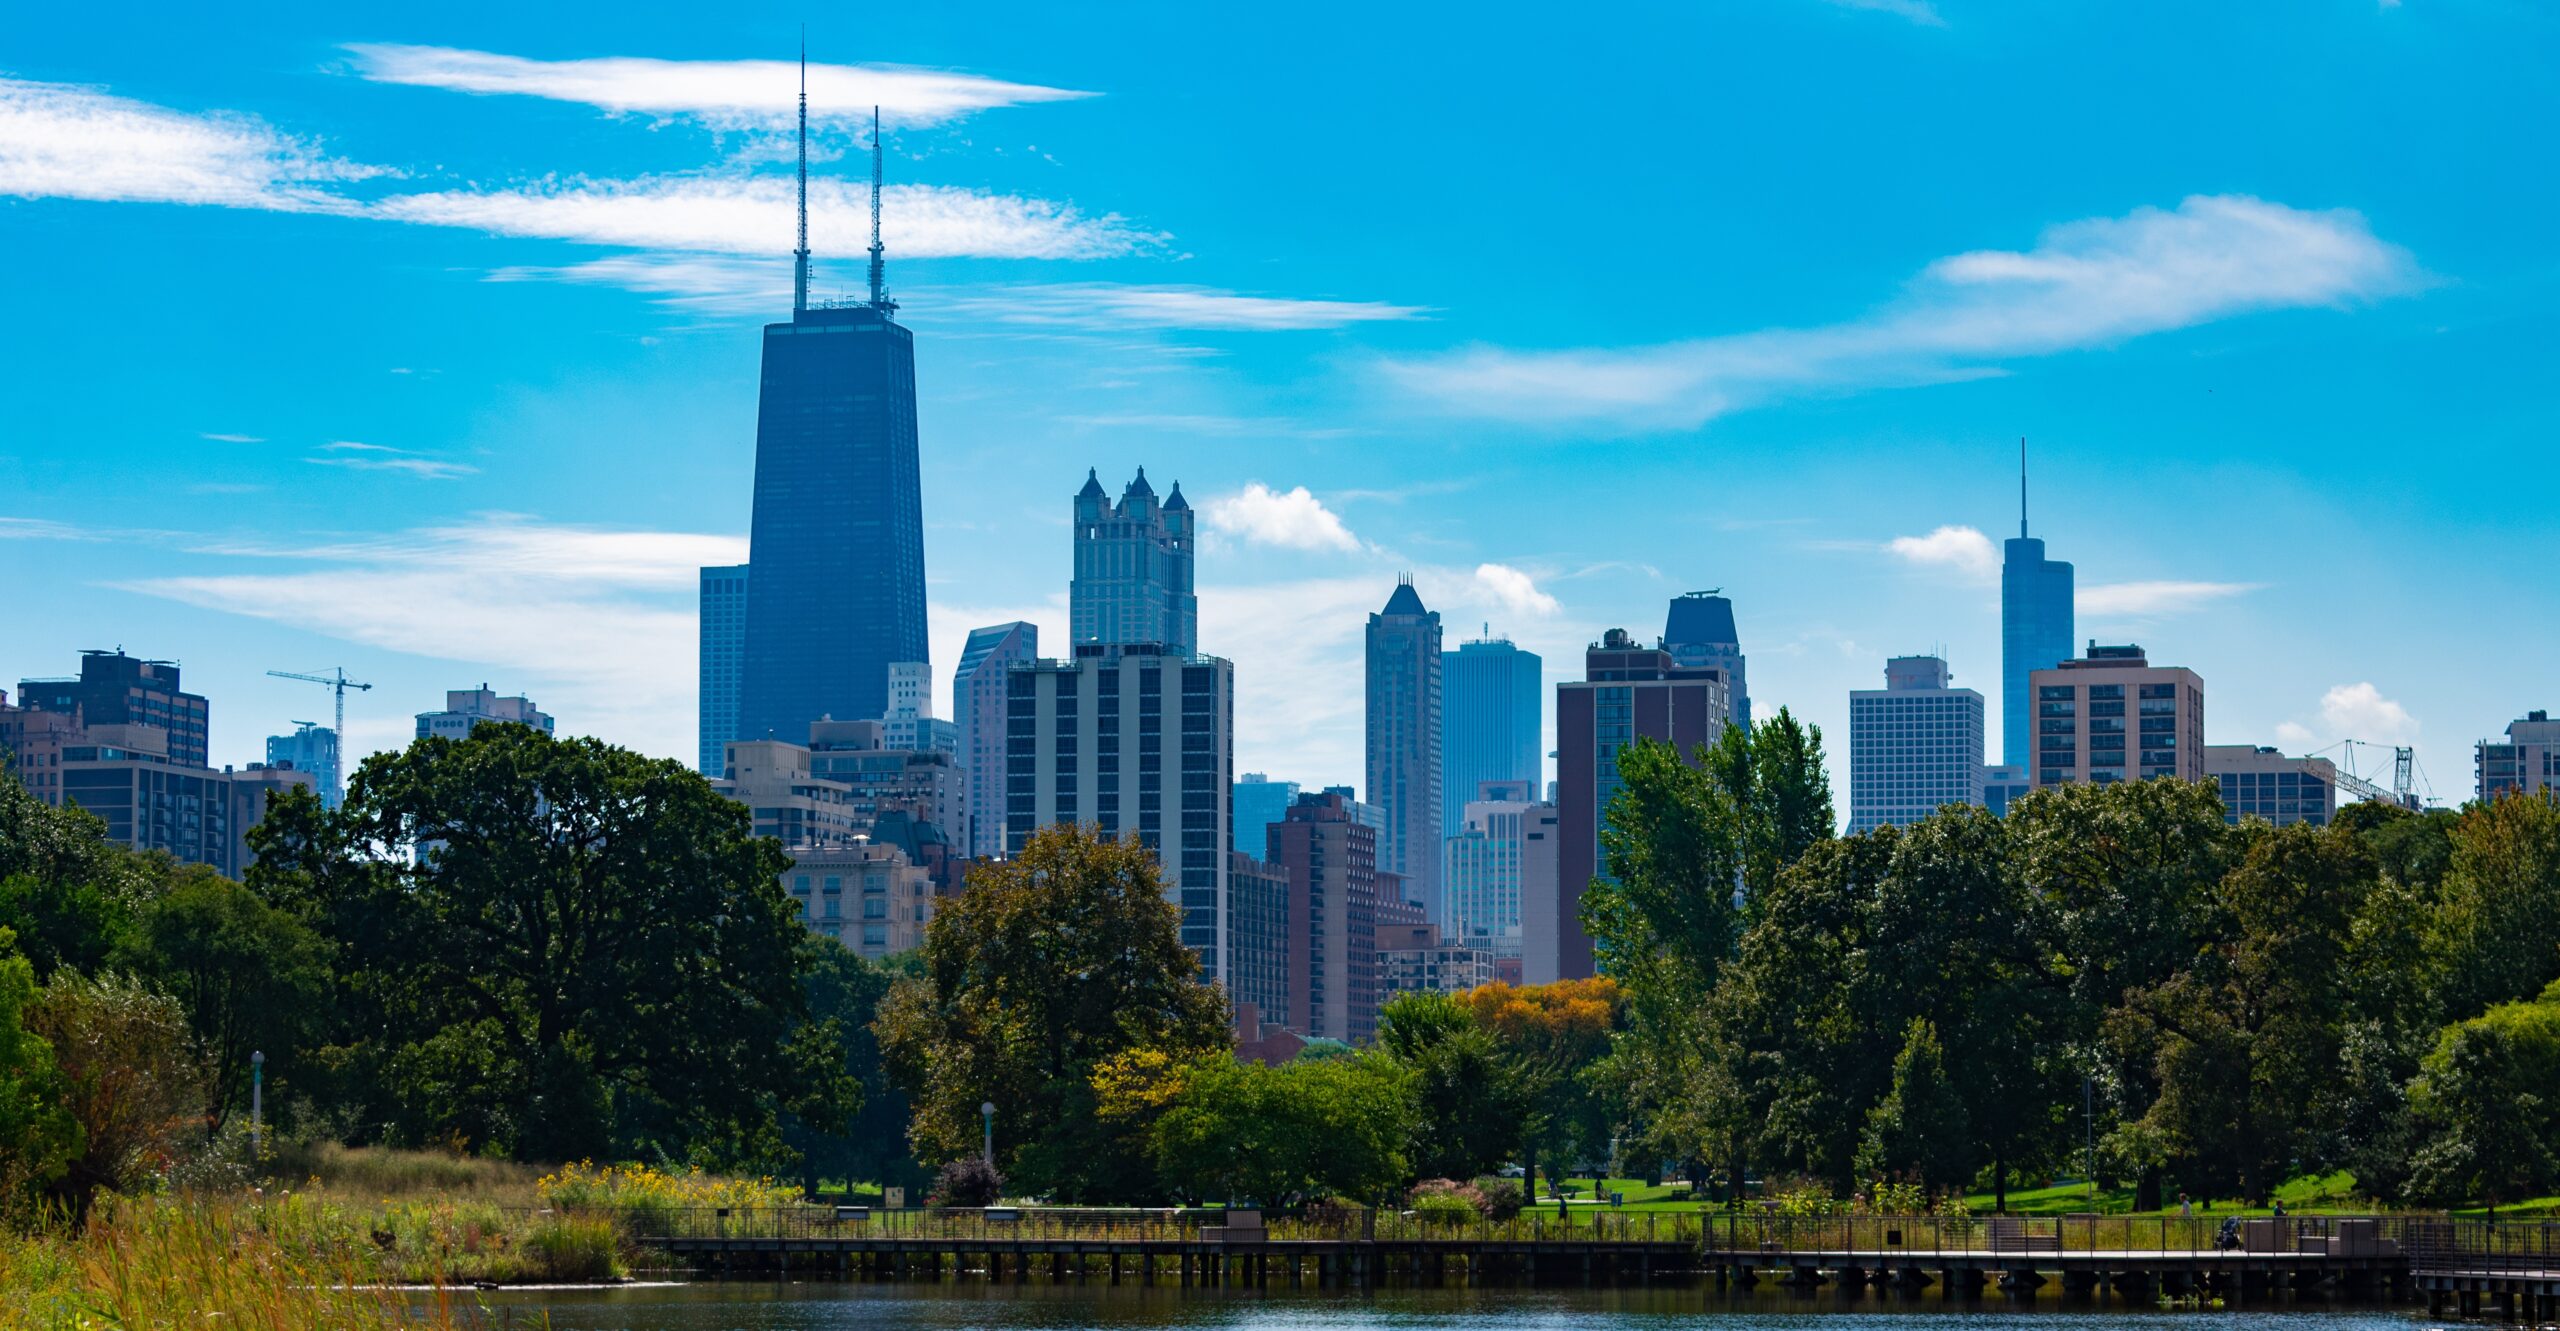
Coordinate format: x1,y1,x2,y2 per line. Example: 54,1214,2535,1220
475,1283,2432,1331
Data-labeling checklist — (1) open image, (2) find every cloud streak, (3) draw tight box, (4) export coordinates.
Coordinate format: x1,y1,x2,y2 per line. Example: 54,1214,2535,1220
1383,195,2423,430
2077,580,2260,617
0,77,380,212
343,45,1092,130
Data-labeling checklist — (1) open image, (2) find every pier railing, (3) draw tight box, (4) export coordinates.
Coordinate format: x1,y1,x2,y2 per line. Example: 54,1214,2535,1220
2405,1219,2560,1275
609,1205,1703,1245
1690,1212,2427,1257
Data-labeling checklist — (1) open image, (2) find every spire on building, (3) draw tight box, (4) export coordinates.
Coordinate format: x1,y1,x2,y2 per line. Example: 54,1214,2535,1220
1125,466,1155,499
1078,467,1107,500
2019,436,2030,540
793,33,810,315
1164,480,1189,511
867,104,894,313
1383,575,1427,616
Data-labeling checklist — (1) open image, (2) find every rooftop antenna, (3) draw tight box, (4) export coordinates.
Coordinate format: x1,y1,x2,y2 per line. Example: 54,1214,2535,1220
868,104,893,312
793,31,810,314
2018,436,2029,539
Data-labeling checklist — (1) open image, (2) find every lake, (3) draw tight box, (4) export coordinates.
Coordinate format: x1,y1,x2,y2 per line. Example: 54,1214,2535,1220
476,1283,2432,1331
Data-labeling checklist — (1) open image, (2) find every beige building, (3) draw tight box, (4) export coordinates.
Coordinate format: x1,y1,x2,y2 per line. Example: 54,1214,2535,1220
2205,745,2338,827
2027,643,2204,788
2478,710,2560,803
780,841,935,959
716,736,864,848
1375,916,1493,999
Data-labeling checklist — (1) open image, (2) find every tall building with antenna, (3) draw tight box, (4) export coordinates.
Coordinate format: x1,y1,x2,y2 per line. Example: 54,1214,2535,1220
2001,440,2075,771
733,60,929,748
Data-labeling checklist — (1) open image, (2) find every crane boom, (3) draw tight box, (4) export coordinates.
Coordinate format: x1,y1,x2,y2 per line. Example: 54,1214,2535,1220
267,667,373,804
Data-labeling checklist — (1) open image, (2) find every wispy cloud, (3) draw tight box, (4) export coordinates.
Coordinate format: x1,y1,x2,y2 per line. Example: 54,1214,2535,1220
2077,580,2260,616
1382,195,2423,430
1202,483,1363,552
932,284,1428,331
1824,0,1948,26
198,431,265,443
1884,524,1998,580
0,77,381,212
343,45,1092,131
303,441,478,480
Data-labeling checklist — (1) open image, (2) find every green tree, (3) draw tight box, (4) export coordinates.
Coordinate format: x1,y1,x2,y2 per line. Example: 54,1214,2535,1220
27,970,202,1215
246,725,818,1164
875,824,1229,1201
2427,793,2560,1021
1378,990,1526,1180
781,939,901,1198
1145,1052,1415,1207
115,868,328,1136
2406,984,2560,1217
0,928,81,1213
1856,1017,1971,1193
1462,979,1621,1199
0,766,154,982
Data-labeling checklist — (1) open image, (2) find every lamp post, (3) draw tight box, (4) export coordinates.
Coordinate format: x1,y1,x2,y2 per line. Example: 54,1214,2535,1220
250,1050,266,1161
981,1101,996,1168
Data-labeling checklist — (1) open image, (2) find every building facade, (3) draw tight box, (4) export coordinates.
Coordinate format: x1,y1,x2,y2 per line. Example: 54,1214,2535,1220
2477,710,2560,802
265,722,342,810
1231,772,1301,856
808,717,965,837
1225,850,1293,1030
1848,655,1987,833
417,686,554,741
1006,643,1233,983
1441,635,1542,843
1442,779,1539,960
779,842,935,960
1376,916,1493,999
1550,630,1727,981
1267,790,1381,1043
2002,505,2076,771
715,735,863,848
697,563,748,773
1981,763,2032,817
1366,580,1443,923
952,621,1037,858
1663,591,1750,729
1071,469,1196,658
2205,745,2339,827
2027,644,2204,787
17,650,209,769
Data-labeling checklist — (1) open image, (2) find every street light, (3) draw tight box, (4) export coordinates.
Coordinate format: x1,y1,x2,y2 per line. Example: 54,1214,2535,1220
981,1101,996,1168
250,1050,266,1161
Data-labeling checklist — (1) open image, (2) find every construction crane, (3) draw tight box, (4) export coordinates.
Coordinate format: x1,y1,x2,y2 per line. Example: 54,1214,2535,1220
2311,739,2427,811
267,667,373,798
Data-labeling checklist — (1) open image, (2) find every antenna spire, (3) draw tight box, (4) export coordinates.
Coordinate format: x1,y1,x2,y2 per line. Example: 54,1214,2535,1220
2018,436,2029,540
867,104,892,312
792,32,810,314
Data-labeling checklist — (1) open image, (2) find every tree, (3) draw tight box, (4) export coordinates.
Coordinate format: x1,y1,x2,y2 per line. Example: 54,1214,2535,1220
875,824,1229,1201
2427,793,2560,1021
1378,990,1526,1180
245,725,818,1164
1142,1052,1415,1207
780,939,894,1198
27,970,202,1214
116,868,328,1136
1856,1018,1971,1193
0,929,80,1212
2406,984,2560,1217
0,767,153,983
1462,979,1620,1194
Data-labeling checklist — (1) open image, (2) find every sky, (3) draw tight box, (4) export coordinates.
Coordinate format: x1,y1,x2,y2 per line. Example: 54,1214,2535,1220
3,1,2552,818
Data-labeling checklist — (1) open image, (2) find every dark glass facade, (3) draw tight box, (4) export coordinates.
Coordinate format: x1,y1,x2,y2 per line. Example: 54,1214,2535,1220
738,303,927,744
17,650,208,769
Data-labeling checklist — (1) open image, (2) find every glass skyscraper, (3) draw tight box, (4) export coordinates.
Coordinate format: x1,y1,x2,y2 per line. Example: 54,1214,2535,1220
697,564,748,775
1663,591,1750,729
2001,499,2075,772
1070,468,1196,658
1366,580,1443,924
1441,635,1541,841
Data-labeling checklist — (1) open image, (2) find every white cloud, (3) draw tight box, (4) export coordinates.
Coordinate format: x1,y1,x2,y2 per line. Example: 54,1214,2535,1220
1884,524,1998,580
199,431,265,443
1825,0,1948,26
933,284,1428,331
303,442,478,480
2076,580,2261,616
1472,563,1560,617
343,45,1092,130
1382,195,2423,430
1202,483,1362,552
2316,681,2419,742
0,77,379,211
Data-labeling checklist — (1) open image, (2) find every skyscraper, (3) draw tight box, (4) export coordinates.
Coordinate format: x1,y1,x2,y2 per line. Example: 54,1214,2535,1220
737,96,927,747
1267,790,1382,1042
2002,442,2075,769
16,650,208,769
1847,655,1985,833
1366,579,1443,923
1663,591,1750,729
952,621,1037,858
697,563,748,775
417,686,553,740
1441,634,1542,842
2477,710,2560,802
1443,778,1541,960
2028,643,2203,787
1231,772,1301,855
265,722,342,810
1071,469,1196,657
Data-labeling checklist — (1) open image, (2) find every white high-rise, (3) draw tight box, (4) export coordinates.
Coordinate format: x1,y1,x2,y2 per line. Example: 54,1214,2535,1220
1848,655,1986,833
1442,779,1541,960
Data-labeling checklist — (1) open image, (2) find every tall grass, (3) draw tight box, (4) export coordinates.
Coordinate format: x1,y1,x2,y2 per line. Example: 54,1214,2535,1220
268,1141,543,1201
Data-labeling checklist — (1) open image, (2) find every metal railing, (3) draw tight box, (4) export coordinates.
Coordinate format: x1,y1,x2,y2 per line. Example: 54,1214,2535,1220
2405,1219,2560,1275
1692,1212,2429,1257
604,1205,1704,1245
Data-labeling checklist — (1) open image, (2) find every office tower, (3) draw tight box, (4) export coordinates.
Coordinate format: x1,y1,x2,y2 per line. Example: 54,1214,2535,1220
416,686,554,741
1442,634,1542,842
738,103,927,749
1376,916,1493,999
1550,629,1729,980
265,722,342,810
1231,772,1301,855
952,622,1037,858
1225,850,1293,1029
2027,643,2203,787
807,717,965,836
1007,643,1233,982
0,693,80,802
1071,469,1197,657
698,563,749,774
1366,579,1443,922
2477,710,2560,802
1442,779,1541,960
1267,790,1382,1043
16,649,209,768
1663,591,1751,729
1980,764,2032,818
3,683,309,875
2206,745,2339,827
2002,445,2076,769
1514,802,1564,984
1847,655,1987,833
880,661,957,758
1323,784,1386,833
777,842,935,959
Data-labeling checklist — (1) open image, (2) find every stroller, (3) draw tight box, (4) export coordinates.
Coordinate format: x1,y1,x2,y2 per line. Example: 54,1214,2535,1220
2213,1217,2241,1251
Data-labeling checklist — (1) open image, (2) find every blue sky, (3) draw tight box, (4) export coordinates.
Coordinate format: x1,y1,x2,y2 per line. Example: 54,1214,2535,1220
3,1,2550,814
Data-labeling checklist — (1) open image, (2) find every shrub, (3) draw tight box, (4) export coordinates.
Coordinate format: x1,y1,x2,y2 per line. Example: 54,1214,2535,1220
522,1215,620,1281
929,1156,1003,1208
1408,1178,1488,1228
1472,1176,1525,1222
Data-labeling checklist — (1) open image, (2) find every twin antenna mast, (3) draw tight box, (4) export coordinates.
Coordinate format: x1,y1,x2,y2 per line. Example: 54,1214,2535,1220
790,35,892,316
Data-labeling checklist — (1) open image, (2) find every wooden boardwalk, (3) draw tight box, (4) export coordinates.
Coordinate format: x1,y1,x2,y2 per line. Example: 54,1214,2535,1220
643,1233,1694,1287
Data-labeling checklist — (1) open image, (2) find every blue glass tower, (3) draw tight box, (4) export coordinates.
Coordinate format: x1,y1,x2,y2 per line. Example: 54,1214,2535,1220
1441,634,1542,841
737,99,928,745
2000,443,2074,770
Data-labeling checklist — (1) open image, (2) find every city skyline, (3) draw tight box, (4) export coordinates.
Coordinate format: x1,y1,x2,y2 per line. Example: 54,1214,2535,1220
3,6,2550,820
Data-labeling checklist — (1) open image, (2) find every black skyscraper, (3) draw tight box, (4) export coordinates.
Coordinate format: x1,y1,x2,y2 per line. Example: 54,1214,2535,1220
736,91,928,744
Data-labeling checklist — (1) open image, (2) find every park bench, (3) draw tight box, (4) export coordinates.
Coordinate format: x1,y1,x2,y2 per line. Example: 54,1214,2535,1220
1989,1217,2061,1253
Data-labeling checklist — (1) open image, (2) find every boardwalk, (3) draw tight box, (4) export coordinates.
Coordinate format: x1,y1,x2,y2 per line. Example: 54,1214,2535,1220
2407,1219,2560,1322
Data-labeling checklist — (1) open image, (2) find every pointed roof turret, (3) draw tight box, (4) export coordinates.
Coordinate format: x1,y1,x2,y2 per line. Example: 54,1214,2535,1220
1382,577,1427,616
1124,466,1156,499
1163,480,1189,511
1077,467,1107,500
